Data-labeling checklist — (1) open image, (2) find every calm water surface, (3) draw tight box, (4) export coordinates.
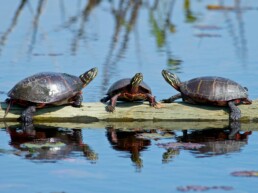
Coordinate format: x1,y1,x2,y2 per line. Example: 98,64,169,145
1,1,258,192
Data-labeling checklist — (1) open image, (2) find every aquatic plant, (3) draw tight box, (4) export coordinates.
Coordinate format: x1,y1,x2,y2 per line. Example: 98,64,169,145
231,171,258,177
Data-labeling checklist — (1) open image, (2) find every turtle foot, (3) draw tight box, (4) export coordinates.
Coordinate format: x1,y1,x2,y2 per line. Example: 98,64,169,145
20,106,36,123
230,110,241,121
150,100,163,109
153,102,164,109
72,93,83,107
106,105,115,112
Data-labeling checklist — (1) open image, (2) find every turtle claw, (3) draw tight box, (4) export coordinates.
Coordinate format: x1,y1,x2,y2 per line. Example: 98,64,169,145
153,102,164,109
230,111,241,121
150,100,163,109
106,105,115,112
72,94,83,107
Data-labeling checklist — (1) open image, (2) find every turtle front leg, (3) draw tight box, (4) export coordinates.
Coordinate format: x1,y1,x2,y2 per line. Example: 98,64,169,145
146,94,158,107
20,106,36,123
228,101,241,121
161,93,182,103
106,93,121,112
73,93,83,107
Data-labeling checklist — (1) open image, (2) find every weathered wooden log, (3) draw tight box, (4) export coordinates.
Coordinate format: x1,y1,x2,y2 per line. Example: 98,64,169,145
0,100,258,123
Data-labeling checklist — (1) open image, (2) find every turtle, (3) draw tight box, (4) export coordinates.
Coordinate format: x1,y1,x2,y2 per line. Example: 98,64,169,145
4,67,98,122
161,70,252,121
100,73,158,112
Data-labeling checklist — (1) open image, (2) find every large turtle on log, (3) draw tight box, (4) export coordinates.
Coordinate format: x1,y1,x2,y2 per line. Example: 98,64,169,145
101,73,159,112
4,67,98,122
161,70,252,121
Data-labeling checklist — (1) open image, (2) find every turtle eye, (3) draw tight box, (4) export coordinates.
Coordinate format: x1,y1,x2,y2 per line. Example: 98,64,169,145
87,68,98,79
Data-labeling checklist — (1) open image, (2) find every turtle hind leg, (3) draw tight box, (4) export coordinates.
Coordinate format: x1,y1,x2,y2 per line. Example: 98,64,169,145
161,93,182,103
20,106,36,123
4,99,13,118
100,96,110,103
72,93,83,107
228,101,241,121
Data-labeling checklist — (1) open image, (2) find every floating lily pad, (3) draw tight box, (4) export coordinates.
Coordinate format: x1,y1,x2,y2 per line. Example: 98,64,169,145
177,185,233,192
193,25,222,30
231,171,258,177
23,141,66,149
136,132,174,140
157,142,205,150
195,33,221,38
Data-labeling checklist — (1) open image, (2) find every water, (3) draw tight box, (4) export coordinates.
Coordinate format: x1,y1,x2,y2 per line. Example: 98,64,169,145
1,1,258,192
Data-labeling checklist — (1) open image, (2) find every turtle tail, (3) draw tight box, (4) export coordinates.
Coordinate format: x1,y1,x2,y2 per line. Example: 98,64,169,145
4,99,12,119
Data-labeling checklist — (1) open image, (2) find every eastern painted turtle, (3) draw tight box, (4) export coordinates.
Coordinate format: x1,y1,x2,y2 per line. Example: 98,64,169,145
161,70,252,121
5,67,98,122
101,73,158,112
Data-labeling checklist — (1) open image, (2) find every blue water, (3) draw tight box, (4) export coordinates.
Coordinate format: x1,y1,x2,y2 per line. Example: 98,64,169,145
1,1,258,192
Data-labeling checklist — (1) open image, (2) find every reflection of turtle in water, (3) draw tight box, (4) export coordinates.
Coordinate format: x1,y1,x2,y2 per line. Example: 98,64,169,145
177,128,251,157
6,123,98,162
106,127,151,170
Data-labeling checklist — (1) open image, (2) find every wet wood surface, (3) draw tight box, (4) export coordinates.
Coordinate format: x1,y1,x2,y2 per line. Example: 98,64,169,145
0,120,256,131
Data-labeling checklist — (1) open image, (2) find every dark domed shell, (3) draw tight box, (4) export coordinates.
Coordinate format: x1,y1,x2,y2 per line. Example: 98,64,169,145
8,72,83,103
180,76,248,102
107,78,152,94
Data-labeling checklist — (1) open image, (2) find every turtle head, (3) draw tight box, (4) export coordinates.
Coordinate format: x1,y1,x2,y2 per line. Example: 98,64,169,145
80,67,98,87
162,70,181,91
130,73,143,87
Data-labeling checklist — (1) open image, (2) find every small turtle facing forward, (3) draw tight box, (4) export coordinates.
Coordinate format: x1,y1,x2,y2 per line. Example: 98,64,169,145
161,70,252,121
5,67,98,122
101,73,158,112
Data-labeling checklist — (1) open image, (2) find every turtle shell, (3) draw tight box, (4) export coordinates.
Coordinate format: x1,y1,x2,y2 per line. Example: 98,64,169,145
8,72,83,104
180,76,248,103
107,78,152,95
